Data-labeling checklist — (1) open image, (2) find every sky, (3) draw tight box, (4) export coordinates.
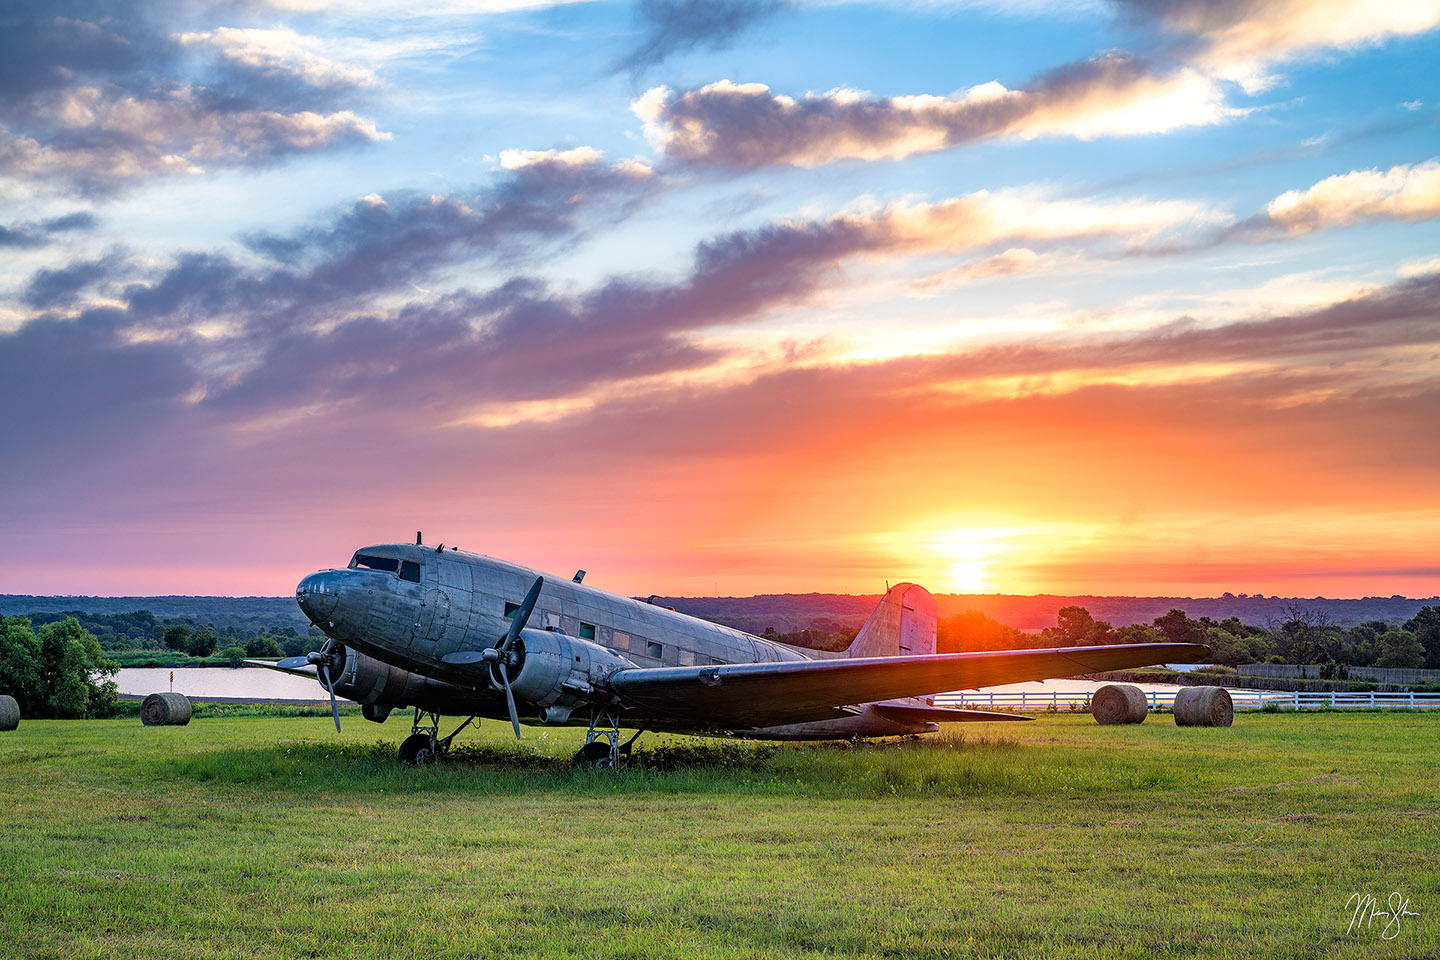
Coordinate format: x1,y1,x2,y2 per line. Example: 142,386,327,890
1,0,1438,601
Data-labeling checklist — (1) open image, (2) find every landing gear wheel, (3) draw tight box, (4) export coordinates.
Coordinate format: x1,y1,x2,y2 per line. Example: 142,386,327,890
397,733,436,765
575,740,617,769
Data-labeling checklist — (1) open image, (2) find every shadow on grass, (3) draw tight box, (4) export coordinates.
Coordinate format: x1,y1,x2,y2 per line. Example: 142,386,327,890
160,730,1182,800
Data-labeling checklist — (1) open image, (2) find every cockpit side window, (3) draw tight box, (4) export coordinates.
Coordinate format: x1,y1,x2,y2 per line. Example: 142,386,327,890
352,553,399,573
399,560,421,583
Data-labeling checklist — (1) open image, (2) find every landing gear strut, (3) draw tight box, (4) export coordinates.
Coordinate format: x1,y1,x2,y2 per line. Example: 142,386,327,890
573,712,644,769
397,708,475,764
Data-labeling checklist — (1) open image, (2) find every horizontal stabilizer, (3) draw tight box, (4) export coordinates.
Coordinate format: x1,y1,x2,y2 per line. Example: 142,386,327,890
872,701,1032,723
607,642,1207,728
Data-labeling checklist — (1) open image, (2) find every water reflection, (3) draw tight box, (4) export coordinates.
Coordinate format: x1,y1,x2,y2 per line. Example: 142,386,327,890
117,667,328,701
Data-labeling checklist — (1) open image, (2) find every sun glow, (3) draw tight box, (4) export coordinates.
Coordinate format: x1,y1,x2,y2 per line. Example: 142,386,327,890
884,519,1108,595
946,559,991,592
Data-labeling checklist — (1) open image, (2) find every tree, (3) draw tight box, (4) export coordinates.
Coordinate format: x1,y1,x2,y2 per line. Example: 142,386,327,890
245,635,284,658
1266,604,1338,665
938,610,1027,653
0,616,117,718
1041,606,1113,647
186,629,219,658
162,624,193,652
1375,630,1425,669
1153,609,1205,647
1405,606,1440,669
0,616,44,716
279,634,320,658
220,645,247,668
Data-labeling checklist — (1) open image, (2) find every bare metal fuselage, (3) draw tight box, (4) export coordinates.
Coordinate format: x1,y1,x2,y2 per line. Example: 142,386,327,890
297,543,941,738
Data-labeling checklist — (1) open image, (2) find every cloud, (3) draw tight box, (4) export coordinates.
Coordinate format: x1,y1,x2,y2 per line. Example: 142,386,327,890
0,148,667,446
177,26,378,110
0,2,387,196
23,251,129,309
237,148,656,302
1240,158,1440,236
635,56,1243,168
616,0,790,74
0,212,97,249
1117,0,1440,90
636,1,1440,170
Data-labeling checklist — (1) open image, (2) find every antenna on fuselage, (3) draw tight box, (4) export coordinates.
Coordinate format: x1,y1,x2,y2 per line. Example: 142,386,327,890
416,531,422,545
573,570,586,583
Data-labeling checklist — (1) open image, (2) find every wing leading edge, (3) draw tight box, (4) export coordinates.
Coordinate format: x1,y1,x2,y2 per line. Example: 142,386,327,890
606,642,1208,728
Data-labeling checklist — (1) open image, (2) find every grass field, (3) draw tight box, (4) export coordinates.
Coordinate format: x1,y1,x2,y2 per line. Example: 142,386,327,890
1,711,1435,959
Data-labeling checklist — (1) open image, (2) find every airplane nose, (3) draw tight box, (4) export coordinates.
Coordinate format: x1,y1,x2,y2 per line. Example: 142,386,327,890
296,571,341,623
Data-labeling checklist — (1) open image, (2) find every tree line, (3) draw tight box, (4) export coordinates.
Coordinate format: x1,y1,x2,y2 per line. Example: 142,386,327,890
14,608,324,659
767,604,1440,671
0,611,327,718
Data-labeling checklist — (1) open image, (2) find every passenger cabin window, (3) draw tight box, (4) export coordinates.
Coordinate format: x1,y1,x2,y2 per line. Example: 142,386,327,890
579,623,596,641
353,554,399,573
504,601,520,618
399,560,421,583
647,641,663,659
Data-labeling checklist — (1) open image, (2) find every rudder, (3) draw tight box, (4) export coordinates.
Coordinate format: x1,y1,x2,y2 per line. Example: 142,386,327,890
846,583,937,659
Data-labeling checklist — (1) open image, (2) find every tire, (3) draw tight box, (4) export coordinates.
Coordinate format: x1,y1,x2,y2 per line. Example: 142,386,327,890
574,740,615,768
397,733,435,764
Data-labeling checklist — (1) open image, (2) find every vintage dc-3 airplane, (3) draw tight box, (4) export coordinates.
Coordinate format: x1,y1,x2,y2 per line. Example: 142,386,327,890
258,535,1207,764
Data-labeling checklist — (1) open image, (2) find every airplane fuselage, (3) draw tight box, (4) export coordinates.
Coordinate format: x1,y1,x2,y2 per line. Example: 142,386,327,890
297,542,931,737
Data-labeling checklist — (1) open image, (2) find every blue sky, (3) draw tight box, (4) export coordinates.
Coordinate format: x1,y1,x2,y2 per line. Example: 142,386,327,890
2,0,1438,598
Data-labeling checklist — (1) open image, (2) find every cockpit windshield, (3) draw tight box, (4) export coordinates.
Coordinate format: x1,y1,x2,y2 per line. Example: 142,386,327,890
349,553,422,583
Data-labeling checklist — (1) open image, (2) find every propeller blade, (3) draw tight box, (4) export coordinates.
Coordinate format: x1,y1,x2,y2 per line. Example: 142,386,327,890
498,662,521,739
501,576,544,652
276,655,311,670
441,650,489,666
319,661,341,733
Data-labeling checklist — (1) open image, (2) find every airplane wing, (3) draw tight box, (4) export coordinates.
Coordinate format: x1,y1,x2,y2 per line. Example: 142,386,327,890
243,658,317,676
606,642,1206,728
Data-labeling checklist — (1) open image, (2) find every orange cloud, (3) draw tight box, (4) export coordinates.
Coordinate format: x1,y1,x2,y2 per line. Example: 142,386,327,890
1122,0,1440,90
1252,158,1440,234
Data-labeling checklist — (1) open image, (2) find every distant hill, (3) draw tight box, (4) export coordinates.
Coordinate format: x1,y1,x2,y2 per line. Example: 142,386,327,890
3,591,1432,636
648,592,1438,633
0,595,310,633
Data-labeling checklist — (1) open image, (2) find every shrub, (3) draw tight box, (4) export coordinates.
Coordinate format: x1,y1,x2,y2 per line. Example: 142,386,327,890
220,645,247,668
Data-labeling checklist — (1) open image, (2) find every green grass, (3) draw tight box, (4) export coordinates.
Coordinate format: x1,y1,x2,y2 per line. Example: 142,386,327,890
1,713,1436,959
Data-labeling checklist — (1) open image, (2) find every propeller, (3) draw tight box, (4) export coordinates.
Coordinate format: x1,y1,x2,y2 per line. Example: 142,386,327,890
306,639,342,732
439,576,544,738
484,576,543,739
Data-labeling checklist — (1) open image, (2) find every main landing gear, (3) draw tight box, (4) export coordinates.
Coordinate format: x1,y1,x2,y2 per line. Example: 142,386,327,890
397,708,476,764
573,711,645,769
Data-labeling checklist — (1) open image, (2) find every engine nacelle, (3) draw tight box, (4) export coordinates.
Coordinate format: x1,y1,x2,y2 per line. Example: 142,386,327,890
507,628,637,721
329,645,499,719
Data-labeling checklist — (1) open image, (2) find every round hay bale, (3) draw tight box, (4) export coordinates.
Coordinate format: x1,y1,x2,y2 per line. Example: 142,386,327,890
0,695,18,731
140,692,192,726
1173,686,1233,727
1091,684,1148,725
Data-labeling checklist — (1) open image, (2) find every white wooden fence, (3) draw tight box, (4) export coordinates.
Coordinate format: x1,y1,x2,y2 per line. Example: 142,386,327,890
932,689,1440,712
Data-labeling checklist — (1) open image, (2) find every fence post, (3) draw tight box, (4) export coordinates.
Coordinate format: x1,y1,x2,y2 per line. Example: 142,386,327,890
1294,691,1300,711
1370,691,1375,709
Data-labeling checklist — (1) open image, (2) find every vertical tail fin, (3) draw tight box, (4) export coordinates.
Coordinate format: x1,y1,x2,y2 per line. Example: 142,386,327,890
847,583,937,659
